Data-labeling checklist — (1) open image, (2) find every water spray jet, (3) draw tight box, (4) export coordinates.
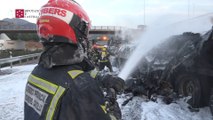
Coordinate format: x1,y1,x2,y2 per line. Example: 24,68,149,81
118,27,171,80
118,15,213,81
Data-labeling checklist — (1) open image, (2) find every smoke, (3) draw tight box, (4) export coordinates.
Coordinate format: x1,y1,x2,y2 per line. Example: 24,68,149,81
118,14,213,80
167,13,213,34
211,17,213,24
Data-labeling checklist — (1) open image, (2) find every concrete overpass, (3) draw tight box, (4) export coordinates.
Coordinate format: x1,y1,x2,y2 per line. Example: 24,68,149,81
0,26,123,34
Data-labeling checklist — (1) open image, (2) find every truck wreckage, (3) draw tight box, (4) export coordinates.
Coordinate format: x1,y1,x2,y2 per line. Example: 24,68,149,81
118,27,213,114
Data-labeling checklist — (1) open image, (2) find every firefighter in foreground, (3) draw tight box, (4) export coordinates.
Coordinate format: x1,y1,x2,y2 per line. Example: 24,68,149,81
24,0,125,120
99,46,113,72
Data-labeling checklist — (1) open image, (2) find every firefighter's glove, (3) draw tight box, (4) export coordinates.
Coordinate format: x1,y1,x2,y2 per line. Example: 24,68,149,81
103,75,125,93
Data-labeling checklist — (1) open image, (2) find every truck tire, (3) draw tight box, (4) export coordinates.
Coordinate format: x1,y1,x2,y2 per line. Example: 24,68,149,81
176,74,203,108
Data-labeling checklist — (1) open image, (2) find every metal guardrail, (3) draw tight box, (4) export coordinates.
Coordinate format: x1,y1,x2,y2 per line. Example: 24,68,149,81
0,53,41,68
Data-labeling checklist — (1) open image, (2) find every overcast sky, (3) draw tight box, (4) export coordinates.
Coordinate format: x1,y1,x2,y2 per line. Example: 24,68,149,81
0,0,212,28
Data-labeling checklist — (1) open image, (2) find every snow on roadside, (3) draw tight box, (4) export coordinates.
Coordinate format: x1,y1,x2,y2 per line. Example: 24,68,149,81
0,65,36,120
118,95,213,120
0,64,212,120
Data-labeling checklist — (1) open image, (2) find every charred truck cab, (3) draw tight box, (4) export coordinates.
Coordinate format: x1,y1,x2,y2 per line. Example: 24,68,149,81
124,27,213,113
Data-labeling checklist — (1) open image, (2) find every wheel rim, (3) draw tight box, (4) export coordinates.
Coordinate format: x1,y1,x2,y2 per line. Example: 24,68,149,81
179,79,196,97
184,80,194,96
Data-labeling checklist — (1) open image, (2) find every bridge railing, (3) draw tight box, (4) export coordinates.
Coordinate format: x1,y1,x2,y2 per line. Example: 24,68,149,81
0,26,124,31
0,27,36,30
0,53,41,68
91,26,123,31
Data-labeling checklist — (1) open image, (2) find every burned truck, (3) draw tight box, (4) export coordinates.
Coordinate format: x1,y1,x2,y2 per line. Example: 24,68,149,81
123,27,213,111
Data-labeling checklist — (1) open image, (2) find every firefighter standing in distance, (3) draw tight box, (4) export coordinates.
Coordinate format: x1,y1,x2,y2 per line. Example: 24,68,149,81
99,45,113,72
24,0,125,120
90,44,101,69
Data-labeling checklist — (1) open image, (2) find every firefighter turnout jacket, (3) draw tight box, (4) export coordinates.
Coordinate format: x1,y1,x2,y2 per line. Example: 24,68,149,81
100,49,110,63
24,64,111,120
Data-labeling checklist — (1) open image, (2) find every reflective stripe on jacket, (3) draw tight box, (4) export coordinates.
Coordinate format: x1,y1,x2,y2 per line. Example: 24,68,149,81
100,51,110,62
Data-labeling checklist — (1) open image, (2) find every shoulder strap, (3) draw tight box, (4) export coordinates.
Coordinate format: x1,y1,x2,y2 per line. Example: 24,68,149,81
89,69,99,78
67,70,84,79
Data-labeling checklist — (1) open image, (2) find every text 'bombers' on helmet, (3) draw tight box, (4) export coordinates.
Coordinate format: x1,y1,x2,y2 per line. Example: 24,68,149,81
37,0,91,44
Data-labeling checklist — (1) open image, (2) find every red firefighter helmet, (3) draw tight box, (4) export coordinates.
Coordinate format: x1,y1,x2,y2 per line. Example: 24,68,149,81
37,0,91,44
